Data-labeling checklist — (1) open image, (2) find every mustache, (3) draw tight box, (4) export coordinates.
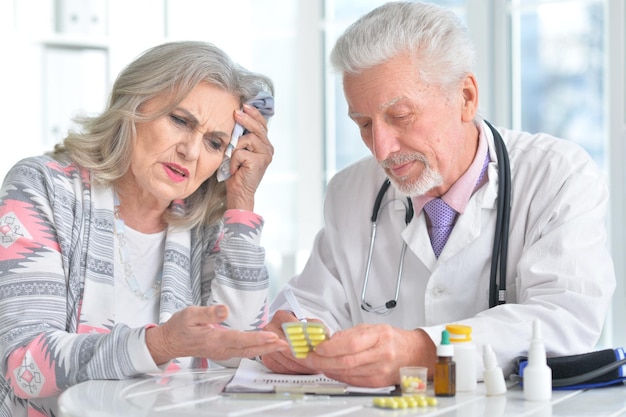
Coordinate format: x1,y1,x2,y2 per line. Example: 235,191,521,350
380,153,428,169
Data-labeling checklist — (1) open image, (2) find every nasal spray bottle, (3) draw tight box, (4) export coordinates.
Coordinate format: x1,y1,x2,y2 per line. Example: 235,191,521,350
523,319,552,401
483,344,507,396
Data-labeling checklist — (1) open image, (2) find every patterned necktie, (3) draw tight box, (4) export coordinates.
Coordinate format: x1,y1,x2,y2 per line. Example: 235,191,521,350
423,148,490,257
423,198,457,257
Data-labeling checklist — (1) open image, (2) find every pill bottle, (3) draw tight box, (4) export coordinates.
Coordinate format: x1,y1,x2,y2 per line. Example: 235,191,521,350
523,319,552,401
434,329,456,397
446,324,477,392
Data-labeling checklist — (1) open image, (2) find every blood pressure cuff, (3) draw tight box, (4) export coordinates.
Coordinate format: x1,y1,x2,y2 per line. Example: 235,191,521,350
514,348,626,390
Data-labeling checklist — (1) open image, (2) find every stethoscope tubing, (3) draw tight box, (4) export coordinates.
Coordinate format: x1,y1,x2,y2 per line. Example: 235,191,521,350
362,180,413,314
486,120,510,308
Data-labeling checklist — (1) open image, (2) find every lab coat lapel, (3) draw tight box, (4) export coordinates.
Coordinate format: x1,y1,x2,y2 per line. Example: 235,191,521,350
403,211,437,271
437,185,492,261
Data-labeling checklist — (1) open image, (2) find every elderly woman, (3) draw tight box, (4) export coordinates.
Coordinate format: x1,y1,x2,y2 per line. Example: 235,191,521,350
0,41,288,416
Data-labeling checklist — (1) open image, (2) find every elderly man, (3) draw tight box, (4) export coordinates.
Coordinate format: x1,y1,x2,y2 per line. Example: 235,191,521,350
262,1,615,388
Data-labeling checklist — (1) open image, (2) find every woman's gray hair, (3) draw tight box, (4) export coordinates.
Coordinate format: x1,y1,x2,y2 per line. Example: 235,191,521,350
52,41,274,229
330,1,475,89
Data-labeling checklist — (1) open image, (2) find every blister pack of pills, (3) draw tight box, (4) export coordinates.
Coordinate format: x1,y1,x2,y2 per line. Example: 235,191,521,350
372,395,438,409
282,322,328,359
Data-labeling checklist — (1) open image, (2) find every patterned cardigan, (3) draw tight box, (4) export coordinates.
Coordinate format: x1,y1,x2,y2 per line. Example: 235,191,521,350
0,155,270,417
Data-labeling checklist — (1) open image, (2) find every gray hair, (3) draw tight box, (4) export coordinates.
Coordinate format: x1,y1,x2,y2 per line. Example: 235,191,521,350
52,41,274,229
330,1,475,89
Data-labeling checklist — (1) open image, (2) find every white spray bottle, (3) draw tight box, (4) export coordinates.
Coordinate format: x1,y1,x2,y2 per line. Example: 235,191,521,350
483,344,507,396
523,319,552,401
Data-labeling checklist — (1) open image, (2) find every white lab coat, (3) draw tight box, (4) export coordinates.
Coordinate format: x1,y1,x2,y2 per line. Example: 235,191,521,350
272,120,616,377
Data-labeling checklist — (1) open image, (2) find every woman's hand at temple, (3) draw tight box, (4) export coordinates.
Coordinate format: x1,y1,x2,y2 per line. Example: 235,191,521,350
225,104,274,211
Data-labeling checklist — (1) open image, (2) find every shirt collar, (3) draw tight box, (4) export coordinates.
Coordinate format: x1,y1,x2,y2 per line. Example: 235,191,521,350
412,121,489,214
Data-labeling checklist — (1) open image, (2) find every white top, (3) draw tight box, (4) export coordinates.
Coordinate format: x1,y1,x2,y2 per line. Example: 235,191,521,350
114,226,166,327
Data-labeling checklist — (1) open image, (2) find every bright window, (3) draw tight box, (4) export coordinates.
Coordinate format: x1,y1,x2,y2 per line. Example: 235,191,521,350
511,0,606,169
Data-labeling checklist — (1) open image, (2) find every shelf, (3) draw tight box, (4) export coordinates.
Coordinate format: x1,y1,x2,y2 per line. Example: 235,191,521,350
36,33,109,50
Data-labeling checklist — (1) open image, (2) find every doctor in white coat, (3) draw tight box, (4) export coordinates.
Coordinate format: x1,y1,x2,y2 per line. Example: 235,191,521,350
262,1,615,387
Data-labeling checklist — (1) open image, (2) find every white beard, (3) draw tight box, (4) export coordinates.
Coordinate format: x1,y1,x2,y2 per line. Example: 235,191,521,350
381,153,443,197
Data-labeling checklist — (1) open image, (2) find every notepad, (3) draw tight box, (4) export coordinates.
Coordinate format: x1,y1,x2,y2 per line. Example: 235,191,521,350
223,358,396,396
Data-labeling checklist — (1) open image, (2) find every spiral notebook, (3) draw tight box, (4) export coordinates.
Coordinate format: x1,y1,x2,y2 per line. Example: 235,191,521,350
223,358,397,396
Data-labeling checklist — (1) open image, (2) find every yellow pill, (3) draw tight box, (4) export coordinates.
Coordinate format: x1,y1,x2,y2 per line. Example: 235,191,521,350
386,401,399,409
401,376,422,384
293,346,310,353
406,398,417,408
307,334,326,341
426,397,438,406
288,334,306,341
373,398,386,407
305,326,326,334
285,327,304,335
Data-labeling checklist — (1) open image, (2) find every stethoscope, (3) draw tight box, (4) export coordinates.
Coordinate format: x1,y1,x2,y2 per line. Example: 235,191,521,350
360,120,511,315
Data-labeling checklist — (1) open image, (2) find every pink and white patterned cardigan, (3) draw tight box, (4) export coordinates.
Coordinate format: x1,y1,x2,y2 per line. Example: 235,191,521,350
0,155,270,417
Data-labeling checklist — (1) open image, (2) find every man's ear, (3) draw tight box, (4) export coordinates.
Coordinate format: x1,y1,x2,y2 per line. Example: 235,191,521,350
461,73,479,122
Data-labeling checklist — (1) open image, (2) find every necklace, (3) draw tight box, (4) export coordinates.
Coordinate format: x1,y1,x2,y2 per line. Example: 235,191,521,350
113,192,163,301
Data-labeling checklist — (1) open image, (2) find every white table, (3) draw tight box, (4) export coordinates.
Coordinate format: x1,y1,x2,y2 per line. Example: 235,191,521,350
58,369,626,417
